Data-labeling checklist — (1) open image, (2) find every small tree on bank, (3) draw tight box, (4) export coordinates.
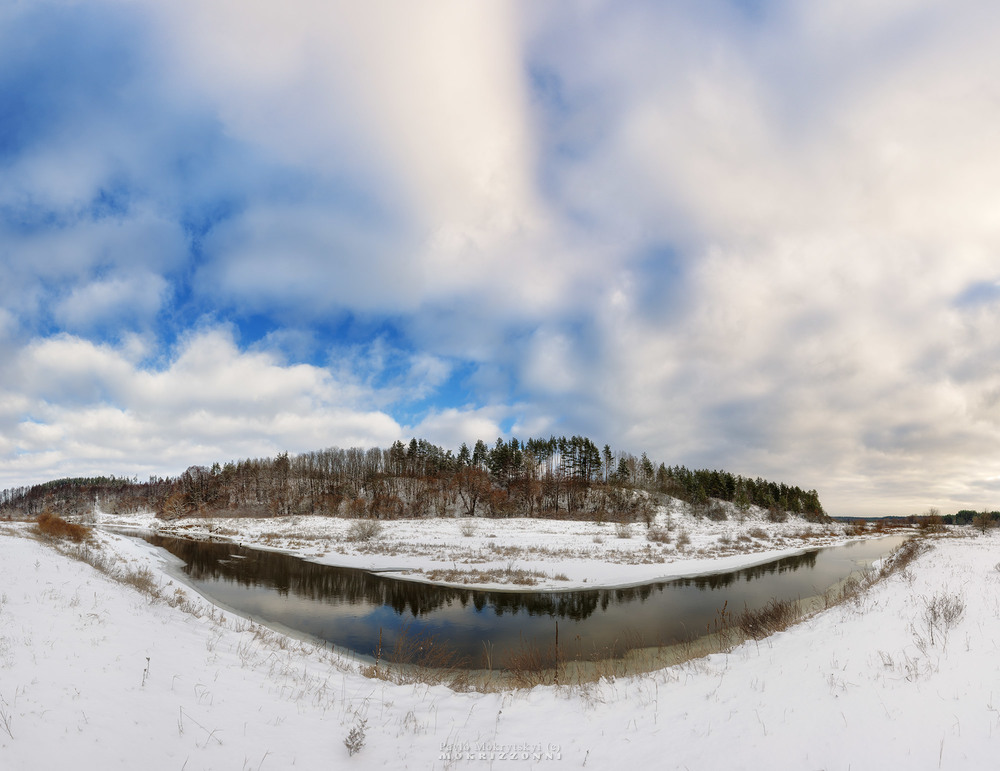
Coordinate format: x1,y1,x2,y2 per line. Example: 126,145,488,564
973,509,994,534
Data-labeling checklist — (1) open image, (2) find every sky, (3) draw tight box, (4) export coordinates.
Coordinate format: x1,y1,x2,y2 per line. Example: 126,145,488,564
3,0,1000,516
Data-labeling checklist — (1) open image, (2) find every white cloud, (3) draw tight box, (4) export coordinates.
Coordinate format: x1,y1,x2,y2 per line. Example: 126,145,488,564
9,1,1000,516
157,1,535,224
406,406,507,451
521,330,581,396
150,0,590,320
0,329,407,487
0,210,188,328
481,1,1000,514
196,203,421,314
54,272,170,330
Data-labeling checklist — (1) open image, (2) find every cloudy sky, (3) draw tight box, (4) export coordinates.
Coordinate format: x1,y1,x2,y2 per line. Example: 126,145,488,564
4,0,1000,515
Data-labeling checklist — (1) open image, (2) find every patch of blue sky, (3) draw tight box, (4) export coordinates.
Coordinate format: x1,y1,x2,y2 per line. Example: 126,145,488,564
953,280,1000,308
0,5,147,158
1,0,418,365
388,361,480,428
87,185,134,221
631,244,689,321
0,203,67,234
527,63,571,117
726,0,769,22
526,61,609,209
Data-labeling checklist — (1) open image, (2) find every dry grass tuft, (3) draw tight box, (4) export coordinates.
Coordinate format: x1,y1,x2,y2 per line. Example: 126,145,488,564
737,598,801,639
503,637,563,688
362,625,473,690
917,590,965,649
120,566,159,595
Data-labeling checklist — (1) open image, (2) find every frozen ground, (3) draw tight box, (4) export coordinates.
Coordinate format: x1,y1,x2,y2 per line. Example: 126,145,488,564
96,502,873,590
2,517,998,770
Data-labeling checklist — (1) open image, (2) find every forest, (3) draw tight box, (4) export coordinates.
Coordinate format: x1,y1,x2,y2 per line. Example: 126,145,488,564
0,435,827,523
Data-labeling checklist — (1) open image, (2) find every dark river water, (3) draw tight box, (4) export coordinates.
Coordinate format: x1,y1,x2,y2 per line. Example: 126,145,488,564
143,533,907,669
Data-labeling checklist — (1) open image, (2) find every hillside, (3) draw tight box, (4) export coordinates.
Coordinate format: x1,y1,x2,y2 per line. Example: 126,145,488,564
0,436,826,525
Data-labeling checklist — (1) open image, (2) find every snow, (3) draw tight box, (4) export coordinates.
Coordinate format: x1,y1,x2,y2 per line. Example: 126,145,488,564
3,516,999,770
95,503,872,591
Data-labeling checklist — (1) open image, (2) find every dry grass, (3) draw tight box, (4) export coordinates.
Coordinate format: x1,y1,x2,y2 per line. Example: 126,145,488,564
827,537,926,609
418,562,567,586
917,590,965,649
120,566,159,595
736,598,801,640
362,626,473,690
696,538,928,661
504,640,558,688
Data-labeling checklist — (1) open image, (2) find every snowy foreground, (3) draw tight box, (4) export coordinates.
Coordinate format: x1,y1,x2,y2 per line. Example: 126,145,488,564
2,522,999,770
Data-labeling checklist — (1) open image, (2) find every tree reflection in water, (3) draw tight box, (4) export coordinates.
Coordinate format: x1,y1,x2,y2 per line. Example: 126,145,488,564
145,534,903,667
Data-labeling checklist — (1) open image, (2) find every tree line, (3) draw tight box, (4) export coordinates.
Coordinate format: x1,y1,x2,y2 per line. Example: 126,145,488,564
0,435,826,522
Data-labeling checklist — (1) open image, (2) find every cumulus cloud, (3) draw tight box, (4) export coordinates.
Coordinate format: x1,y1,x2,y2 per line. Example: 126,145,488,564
7,0,1000,515
150,0,592,320
406,407,509,454
506,0,1000,513
0,328,407,487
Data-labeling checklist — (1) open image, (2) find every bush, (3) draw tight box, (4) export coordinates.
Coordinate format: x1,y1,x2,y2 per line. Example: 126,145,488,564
36,512,90,542
766,506,788,523
346,519,382,542
368,494,404,520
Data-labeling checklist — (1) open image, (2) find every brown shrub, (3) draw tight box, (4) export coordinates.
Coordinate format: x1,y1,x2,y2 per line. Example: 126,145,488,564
737,598,800,639
36,511,90,542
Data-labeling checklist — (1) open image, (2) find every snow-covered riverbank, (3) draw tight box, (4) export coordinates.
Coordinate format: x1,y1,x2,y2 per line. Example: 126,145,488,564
2,519,996,770
95,503,884,591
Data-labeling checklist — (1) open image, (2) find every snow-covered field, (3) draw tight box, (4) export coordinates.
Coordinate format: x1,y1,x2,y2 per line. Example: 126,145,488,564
95,504,871,591
2,515,998,770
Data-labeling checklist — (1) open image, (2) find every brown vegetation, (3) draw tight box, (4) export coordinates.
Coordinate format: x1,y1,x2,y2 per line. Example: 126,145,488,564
35,511,89,542
736,598,801,639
